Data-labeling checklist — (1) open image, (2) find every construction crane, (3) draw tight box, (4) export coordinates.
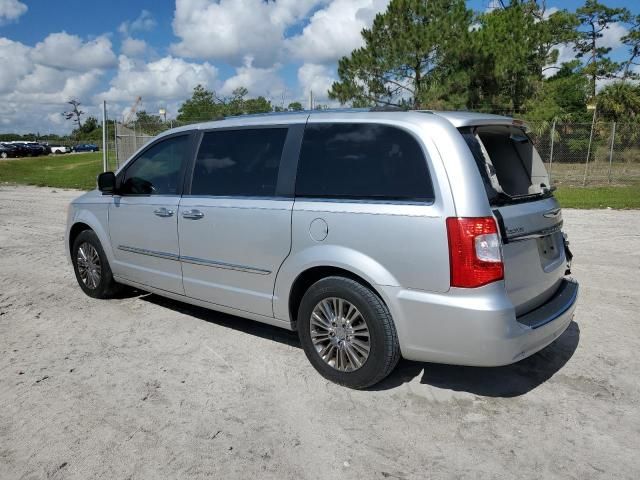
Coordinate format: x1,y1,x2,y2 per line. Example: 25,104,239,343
123,96,142,125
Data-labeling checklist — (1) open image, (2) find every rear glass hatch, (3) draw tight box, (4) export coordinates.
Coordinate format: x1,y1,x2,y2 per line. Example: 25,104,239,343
460,125,569,315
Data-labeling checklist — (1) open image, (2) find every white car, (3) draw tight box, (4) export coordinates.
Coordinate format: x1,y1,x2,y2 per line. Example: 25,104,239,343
50,145,71,154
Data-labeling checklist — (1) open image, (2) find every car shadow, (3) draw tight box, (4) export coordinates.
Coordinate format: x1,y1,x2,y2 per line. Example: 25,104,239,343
138,293,301,349
371,321,580,397
135,292,579,397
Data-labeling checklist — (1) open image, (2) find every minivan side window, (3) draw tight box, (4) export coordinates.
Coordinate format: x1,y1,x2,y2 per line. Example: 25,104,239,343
191,128,288,197
120,135,189,195
296,123,434,201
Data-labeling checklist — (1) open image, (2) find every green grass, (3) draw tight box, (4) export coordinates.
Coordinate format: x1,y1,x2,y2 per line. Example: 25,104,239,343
554,185,640,209
2,152,639,209
0,152,104,190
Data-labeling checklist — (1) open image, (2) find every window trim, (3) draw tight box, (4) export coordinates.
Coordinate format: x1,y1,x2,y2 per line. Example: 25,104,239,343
115,131,198,197
293,121,436,204
184,124,303,198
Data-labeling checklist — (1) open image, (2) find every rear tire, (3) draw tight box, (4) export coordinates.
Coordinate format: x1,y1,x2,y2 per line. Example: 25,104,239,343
297,276,400,389
71,230,121,299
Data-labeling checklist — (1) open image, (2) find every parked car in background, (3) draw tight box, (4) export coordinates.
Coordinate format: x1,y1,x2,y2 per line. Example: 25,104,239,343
9,142,43,156
66,109,578,389
26,142,47,156
4,143,29,157
0,143,19,158
74,144,99,152
50,145,72,154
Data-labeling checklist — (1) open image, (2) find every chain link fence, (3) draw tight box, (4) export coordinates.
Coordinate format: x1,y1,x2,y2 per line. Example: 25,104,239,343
115,117,640,189
527,121,640,188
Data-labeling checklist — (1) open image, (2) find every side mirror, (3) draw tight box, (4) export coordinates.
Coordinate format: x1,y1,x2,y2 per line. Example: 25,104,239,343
97,171,116,194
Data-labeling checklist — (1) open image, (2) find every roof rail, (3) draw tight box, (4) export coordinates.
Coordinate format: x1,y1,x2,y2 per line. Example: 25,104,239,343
369,105,409,112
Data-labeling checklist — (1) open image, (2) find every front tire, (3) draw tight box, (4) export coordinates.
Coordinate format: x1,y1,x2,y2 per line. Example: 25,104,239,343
297,276,400,389
72,230,121,299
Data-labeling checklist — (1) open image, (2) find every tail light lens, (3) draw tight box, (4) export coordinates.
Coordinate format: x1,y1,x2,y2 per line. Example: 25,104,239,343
446,217,504,288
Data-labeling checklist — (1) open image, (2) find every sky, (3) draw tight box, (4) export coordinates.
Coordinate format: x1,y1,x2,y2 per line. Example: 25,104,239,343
0,0,638,134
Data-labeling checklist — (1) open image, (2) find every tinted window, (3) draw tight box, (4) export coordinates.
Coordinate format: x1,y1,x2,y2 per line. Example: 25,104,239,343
121,135,189,195
191,128,287,197
296,123,433,201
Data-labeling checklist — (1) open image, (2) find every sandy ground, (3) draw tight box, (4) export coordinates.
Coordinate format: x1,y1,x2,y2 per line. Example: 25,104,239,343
0,185,639,480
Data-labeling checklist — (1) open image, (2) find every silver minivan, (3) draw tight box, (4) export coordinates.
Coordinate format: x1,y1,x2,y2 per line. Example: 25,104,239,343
66,110,578,388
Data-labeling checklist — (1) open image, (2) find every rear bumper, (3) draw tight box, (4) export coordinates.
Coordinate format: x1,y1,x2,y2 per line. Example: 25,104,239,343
379,278,578,367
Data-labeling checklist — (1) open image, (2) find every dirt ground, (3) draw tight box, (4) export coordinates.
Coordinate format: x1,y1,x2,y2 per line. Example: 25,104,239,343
1,185,638,480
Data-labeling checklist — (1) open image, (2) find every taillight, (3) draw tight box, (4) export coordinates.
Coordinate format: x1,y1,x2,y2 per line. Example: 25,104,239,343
446,217,504,288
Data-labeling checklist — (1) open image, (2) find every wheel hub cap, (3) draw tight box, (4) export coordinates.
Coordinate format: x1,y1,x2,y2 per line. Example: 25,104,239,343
310,297,371,372
76,242,101,290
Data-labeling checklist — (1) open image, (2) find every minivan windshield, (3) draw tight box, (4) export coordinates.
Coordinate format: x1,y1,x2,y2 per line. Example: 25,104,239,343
459,125,552,206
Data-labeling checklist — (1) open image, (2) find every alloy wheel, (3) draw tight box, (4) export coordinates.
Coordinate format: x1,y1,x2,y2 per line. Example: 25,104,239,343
76,242,102,290
310,297,371,372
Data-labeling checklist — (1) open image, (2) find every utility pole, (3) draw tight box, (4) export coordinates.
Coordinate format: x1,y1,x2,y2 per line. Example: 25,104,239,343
309,90,314,111
102,100,108,172
114,116,119,168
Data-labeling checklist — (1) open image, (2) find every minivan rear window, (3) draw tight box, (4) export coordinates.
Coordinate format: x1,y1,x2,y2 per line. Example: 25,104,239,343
296,123,434,202
459,126,551,205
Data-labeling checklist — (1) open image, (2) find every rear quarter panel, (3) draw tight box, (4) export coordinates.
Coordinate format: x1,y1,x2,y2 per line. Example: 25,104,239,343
273,115,458,322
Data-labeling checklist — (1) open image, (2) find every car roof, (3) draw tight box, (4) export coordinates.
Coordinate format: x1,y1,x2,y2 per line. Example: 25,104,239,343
158,108,518,138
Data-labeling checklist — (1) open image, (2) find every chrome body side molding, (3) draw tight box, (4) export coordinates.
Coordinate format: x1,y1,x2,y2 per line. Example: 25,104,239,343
117,245,271,275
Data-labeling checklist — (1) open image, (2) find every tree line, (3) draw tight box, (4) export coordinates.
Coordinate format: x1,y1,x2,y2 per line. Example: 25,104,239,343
329,0,640,123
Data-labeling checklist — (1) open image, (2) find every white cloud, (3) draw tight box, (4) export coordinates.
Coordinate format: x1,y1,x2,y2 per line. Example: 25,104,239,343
287,0,390,64
0,36,104,103
0,34,112,134
543,22,630,79
121,37,147,57
31,32,117,71
0,0,27,25
600,22,628,50
97,55,218,103
0,37,31,93
0,0,393,133
118,9,156,35
297,63,336,104
220,58,285,98
171,0,323,66
7,69,102,105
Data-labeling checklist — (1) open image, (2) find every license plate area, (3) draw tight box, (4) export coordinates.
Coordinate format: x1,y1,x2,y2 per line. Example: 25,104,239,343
537,232,563,270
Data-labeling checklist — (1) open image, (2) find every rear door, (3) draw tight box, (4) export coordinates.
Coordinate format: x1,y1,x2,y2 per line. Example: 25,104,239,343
178,125,302,317
460,125,567,315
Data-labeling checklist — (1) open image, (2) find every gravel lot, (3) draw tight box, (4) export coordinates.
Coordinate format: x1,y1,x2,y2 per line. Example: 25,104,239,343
1,185,639,479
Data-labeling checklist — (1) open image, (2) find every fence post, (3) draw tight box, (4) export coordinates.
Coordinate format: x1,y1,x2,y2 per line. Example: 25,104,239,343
114,119,119,168
102,100,107,172
608,121,616,184
582,105,597,186
548,118,556,184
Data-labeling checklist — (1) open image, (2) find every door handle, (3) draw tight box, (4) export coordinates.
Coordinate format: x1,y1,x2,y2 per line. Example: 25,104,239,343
153,208,174,217
182,209,204,220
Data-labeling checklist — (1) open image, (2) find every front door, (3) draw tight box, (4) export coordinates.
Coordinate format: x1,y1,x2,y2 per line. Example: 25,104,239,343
178,126,296,317
109,134,192,293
